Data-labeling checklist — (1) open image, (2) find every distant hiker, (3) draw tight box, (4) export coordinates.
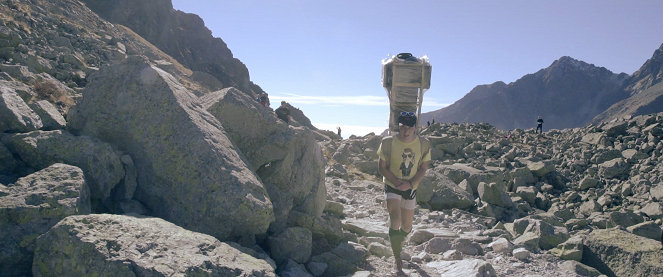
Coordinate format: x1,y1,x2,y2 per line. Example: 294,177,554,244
427,121,430,127
337,127,341,136
259,92,269,107
275,101,291,123
536,116,544,134
431,118,435,124
377,112,431,274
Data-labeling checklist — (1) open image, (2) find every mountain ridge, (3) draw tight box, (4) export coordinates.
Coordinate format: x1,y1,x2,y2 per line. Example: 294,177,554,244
422,54,637,130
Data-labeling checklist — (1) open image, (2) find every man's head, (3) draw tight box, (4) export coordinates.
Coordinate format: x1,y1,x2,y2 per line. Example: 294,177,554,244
398,112,417,139
281,101,287,107
398,112,417,127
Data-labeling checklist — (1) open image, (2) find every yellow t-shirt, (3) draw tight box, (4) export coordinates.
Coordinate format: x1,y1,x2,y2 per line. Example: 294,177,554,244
377,136,431,190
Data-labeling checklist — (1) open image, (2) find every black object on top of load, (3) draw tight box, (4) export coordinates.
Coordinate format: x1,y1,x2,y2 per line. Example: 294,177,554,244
397,53,418,62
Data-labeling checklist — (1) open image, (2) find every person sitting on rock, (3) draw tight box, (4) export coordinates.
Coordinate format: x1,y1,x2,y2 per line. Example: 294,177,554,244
259,92,269,107
377,112,431,274
275,101,291,123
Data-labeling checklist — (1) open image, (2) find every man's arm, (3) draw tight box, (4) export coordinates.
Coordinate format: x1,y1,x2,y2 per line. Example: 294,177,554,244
409,161,430,188
379,158,410,191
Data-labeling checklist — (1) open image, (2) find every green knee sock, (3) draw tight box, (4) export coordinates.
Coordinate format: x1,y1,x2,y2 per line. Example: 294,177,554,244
389,228,403,258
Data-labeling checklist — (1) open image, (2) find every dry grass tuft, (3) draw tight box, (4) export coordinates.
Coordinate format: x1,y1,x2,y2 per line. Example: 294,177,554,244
33,79,75,114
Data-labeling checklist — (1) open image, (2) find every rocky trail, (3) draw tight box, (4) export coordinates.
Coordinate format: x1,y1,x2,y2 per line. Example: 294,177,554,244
1,0,663,276
317,116,663,277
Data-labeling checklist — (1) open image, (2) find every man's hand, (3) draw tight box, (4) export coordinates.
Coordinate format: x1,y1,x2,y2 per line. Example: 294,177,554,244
397,181,412,191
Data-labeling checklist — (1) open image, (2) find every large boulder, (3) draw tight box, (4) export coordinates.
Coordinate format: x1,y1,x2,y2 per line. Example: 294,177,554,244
2,130,124,204
599,158,630,179
437,163,504,193
582,228,663,277
201,87,326,232
32,214,276,277
0,83,43,132
477,182,513,208
0,164,90,277
67,56,273,240
419,169,474,210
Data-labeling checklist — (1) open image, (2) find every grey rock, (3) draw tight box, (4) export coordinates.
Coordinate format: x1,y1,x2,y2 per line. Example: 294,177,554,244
114,155,138,201
578,200,602,217
28,100,66,130
591,149,622,164
367,242,391,257
513,232,540,251
527,161,555,177
202,87,326,225
442,249,463,260
67,56,274,240
280,260,314,277
599,158,629,179
622,149,649,160
627,221,663,241
478,182,513,208
512,248,530,260
424,237,454,254
458,179,474,195
0,164,90,277
603,121,628,137
269,227,312,265
452,238,483,255
309,252,356,277
558,261,602,277
354,160,379,175
487,237,513,254
640,202,663,220
117,200,148,215
437,163,505,194
582,228,663,277
0,80,34,102
426,259,497,277
422,170,474,210
306,261,328,277
2,130,124,203
550,236,583,261
324,200,344,216
33,214,276,277
524,220,570,250
608,211,644,228
0,84,43,132
516,186,538,205
330,242,369,263
578,177,599,190
290,211,344,244
409,229,435,245
0,142,17,174
650,184,663,201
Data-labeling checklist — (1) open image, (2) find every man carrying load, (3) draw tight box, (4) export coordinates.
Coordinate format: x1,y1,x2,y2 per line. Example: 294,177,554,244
377,112,431,274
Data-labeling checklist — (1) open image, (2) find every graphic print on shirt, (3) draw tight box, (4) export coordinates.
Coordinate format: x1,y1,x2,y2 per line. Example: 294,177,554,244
399,148,415,177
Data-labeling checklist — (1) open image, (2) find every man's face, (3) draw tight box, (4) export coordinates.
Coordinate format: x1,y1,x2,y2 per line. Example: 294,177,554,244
399,124,415,138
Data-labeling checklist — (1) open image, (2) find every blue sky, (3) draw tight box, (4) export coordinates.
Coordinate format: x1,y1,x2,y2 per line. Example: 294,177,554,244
171,0,663,138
